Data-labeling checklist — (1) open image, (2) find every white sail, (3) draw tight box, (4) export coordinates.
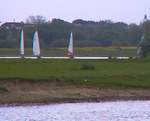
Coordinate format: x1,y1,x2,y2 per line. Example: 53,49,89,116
33,30,40,56
137,34,144,57
67,32,74,58
20,29,24,56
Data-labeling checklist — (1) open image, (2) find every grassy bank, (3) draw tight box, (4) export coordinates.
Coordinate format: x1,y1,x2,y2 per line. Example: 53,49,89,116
0,58,149,89
0,58,149,104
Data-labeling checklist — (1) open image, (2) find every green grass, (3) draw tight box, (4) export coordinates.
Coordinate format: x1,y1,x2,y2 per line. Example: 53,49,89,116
76,46,137,57
0,58,149,89
0,47,137,57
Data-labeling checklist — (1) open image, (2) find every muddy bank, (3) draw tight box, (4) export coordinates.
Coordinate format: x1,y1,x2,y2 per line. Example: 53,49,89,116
0,80,150,105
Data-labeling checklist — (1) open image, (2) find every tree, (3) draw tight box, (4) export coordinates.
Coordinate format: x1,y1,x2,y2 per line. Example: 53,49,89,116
0,18,144,48
138,16,150,57
128,24,142,45
26,15,47,24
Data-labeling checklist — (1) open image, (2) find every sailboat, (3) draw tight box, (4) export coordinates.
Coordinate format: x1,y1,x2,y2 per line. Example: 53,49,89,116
67,32,74,58
20,29,24,57
137,34,144,57
33,30,40,58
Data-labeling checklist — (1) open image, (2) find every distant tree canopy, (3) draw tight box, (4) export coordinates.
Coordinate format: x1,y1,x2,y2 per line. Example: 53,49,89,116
143,20,150,45
0,16,145,49
138,19,150,57
26,15,47,24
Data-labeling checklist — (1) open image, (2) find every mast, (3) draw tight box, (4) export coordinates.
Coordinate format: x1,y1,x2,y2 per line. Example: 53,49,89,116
33,30,40,57
20,29,24,57
67,32,74,58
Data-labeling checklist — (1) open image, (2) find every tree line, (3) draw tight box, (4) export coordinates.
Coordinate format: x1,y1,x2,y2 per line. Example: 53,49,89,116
0,16,146,48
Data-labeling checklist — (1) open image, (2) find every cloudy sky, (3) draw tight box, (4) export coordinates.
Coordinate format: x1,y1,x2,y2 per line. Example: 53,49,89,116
0,0,150,24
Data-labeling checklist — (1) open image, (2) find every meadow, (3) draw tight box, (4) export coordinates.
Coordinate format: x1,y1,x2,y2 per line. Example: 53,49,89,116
0,58,149,89
0,49,149,104
0,46,137,57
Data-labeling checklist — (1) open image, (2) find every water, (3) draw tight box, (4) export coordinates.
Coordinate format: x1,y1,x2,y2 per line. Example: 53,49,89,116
0,101,150,121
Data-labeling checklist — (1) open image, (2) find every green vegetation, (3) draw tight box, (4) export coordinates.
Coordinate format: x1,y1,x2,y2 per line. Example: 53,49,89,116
75,47,137,57
0,18,142,48
0,58,150,89
0,47,137,57
138,19,150,57
80,63,95,70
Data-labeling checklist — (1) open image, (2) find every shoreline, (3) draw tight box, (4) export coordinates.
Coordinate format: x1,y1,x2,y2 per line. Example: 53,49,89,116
1,97,150,107
0,80,150,106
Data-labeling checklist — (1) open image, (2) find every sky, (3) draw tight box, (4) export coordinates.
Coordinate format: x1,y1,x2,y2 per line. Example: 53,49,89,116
0,0,150,24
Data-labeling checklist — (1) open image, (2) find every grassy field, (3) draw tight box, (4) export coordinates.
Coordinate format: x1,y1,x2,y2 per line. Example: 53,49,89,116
0,58,149,104
0,58,149,89
0,47,137,57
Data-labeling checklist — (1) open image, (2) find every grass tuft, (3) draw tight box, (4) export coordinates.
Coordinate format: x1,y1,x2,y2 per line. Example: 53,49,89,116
0,58,149,89
80,63,95,70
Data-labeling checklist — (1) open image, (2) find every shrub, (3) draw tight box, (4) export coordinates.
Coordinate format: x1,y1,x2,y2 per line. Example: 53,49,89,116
80,63,95,70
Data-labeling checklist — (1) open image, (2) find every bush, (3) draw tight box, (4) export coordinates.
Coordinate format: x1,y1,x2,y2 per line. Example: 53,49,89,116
80,63,95,70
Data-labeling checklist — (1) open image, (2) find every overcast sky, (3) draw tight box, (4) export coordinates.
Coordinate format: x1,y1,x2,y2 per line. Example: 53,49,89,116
0,0,150,24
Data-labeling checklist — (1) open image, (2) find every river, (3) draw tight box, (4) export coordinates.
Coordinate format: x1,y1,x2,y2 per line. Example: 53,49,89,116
0,101,150,121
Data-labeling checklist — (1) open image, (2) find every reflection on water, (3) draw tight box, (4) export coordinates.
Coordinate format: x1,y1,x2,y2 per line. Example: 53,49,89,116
0,101,150,121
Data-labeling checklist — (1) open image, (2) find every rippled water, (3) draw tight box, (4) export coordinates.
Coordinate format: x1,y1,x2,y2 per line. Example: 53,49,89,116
0,101,150,121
